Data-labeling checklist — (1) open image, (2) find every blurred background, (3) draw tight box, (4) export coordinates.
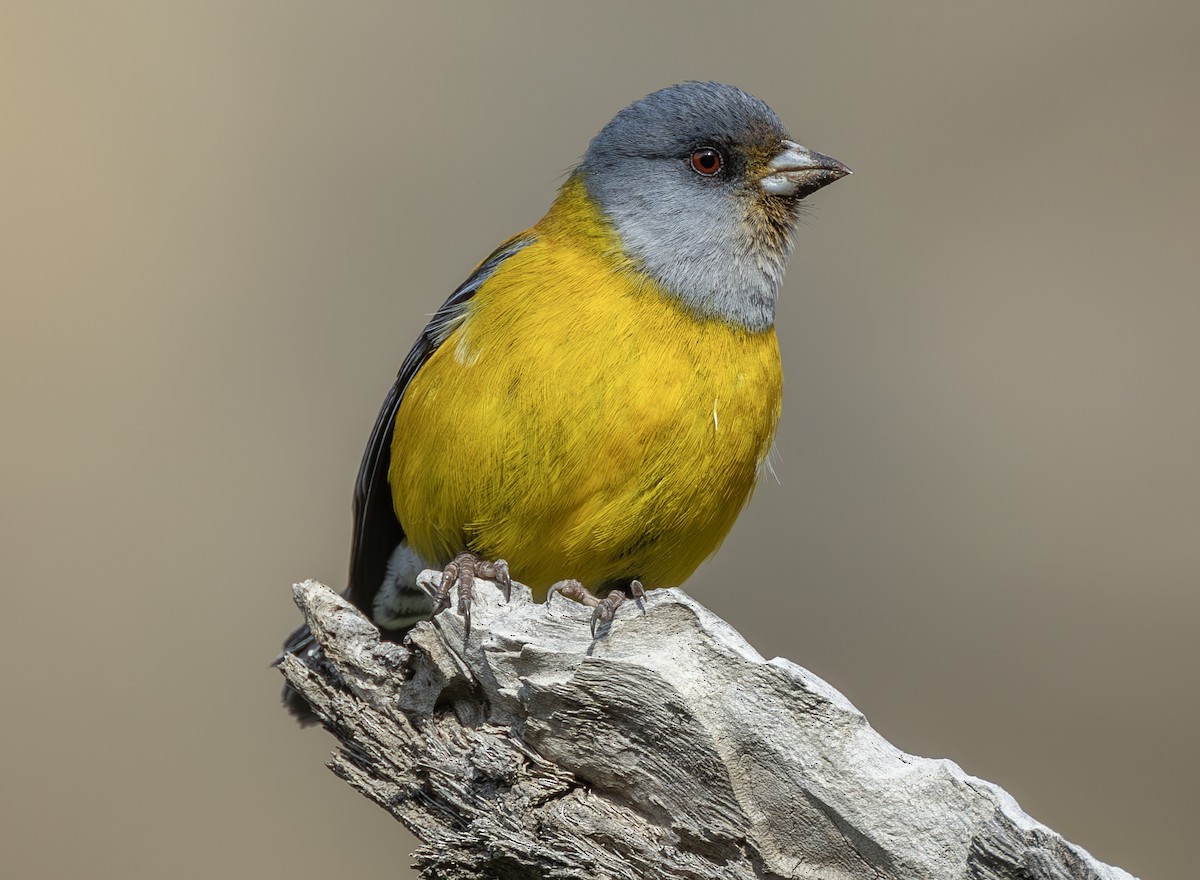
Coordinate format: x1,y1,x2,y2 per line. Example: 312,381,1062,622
3,2,1197,877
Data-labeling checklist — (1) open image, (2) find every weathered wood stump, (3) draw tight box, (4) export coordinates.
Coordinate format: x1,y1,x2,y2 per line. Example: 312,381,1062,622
277,575,1135,880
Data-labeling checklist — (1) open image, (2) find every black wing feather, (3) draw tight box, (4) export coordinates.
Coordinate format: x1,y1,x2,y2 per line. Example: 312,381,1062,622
279,232,533,722
345,233,536,614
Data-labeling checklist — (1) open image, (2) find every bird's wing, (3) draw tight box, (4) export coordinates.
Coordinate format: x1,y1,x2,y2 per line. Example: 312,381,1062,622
346,232,536,613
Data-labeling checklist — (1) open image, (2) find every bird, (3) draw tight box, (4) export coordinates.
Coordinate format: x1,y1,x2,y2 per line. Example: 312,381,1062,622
279,81,849,722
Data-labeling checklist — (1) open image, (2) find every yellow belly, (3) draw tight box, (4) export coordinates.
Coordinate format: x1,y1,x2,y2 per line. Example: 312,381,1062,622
390,223,782,598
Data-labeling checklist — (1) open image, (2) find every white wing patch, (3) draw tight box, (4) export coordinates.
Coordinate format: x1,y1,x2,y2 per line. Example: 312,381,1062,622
454,329,481,367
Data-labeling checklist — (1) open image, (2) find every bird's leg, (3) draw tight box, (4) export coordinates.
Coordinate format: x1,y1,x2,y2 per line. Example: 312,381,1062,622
547,579,646,637
432,551,512,634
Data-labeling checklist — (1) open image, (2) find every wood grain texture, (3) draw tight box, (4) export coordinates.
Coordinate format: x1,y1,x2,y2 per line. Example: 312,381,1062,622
278,577,1137,880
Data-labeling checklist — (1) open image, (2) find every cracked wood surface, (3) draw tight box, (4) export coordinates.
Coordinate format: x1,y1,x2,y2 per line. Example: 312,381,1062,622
277,576,1137,880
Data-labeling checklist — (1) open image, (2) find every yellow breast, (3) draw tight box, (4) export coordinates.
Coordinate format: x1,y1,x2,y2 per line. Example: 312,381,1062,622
389,179,782,598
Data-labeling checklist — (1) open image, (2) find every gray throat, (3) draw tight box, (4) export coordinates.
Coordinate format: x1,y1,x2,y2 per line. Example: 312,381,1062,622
584,174,793,333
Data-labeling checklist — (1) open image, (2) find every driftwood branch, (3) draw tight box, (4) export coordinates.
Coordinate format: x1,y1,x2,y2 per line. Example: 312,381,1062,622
278,575,1136,880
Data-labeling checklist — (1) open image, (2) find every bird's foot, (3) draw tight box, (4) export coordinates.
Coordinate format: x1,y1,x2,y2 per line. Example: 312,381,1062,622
432,551,512,634
547,579,646,637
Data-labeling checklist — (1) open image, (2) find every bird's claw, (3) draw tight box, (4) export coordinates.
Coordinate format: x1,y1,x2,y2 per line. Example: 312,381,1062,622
548,578,645,637
432,552,511,635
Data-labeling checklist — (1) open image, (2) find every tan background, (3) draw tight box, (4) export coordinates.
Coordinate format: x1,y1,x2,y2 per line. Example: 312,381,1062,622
3,3,1197,878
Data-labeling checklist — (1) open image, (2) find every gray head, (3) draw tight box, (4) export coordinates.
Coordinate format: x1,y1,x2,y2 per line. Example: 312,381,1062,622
577,82,849,332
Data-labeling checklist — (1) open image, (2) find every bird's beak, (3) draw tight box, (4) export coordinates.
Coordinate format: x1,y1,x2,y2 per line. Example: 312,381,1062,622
760,140,852,198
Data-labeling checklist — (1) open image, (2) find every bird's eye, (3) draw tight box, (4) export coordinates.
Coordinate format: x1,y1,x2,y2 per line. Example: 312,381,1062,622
690,147,722,176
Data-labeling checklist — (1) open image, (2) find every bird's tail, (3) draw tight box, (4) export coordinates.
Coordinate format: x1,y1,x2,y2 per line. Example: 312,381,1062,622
272,622,326,726
275,543,432,724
